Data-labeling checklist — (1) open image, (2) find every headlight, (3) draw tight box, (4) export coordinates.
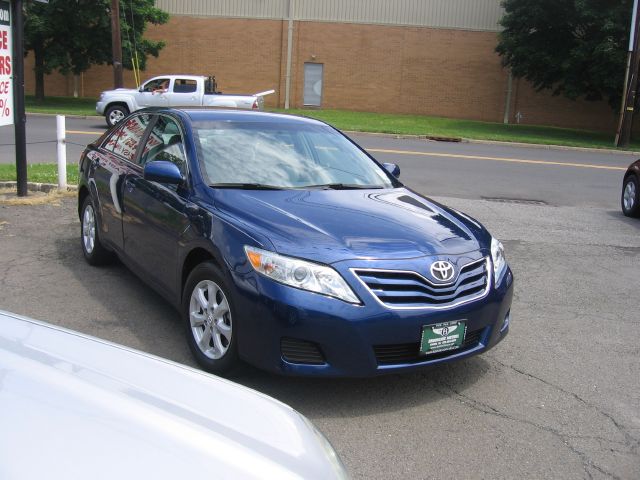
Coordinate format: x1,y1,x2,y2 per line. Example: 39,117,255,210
491,237,507,286
244,246,360,304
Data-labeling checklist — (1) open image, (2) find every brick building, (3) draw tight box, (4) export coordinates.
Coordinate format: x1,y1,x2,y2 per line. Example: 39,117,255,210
27,0,619,132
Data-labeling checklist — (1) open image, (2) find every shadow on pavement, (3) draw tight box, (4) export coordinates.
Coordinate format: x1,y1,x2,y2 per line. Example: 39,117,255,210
54,233,194,367
605,209,640,228
233,357,488,417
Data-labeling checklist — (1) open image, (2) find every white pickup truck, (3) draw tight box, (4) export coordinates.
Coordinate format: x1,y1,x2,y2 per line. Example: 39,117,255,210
96,75,275,127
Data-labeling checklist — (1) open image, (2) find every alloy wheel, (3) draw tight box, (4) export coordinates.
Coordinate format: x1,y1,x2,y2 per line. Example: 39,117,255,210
82,204,96,254
189,280,233,360
623,179,636,211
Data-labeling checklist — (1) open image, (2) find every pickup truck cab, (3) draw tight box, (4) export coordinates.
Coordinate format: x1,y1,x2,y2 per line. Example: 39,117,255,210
96,75,275,127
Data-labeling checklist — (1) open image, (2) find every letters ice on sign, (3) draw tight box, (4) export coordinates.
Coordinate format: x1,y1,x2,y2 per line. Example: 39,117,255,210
0,0,12,127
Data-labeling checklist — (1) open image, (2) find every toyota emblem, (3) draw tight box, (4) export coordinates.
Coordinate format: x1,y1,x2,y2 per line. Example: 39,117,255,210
430,261,455,282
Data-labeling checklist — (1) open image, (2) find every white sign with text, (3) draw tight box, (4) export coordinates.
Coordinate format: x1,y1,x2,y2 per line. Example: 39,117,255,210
0,0,12,127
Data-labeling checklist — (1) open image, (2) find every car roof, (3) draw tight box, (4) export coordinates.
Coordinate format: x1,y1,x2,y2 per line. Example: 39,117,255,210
163,108,330,126
148,74,207,80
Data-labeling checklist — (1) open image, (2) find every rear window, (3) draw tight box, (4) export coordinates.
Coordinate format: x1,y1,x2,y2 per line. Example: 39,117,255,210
103,115,152,162
173,79,197,94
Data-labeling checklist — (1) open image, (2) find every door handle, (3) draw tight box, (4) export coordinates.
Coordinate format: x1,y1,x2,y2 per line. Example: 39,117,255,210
125,179,136,193
185,202,206,232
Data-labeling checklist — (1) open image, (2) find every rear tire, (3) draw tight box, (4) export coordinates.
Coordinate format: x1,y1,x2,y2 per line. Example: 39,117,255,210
105,104,129,127
80,196,113,265
182,262,240,375
621,174,640,217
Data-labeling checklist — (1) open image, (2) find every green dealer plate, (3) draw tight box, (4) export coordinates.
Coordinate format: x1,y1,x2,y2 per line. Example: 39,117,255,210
420,320,467,355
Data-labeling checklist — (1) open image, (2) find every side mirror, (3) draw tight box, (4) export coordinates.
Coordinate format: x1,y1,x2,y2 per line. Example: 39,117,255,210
383,162,401,178
143,161,184,185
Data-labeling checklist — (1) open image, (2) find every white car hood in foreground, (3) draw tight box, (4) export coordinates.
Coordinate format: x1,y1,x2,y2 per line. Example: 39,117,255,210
0,311,347,480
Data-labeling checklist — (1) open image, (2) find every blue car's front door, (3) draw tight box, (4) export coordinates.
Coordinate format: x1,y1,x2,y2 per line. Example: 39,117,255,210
121,115,191,298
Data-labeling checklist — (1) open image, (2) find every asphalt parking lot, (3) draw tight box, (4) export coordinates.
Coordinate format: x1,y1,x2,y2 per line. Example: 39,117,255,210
1,132,639,478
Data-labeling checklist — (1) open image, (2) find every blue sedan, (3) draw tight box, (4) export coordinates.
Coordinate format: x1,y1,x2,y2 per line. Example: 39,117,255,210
78,109,513,377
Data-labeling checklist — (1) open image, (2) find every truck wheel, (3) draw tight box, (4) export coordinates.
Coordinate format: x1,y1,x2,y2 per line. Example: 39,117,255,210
105,105,129,128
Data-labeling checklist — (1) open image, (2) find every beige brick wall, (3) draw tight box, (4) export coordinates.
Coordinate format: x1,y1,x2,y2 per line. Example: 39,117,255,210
24,15,620,132
291,23,508,121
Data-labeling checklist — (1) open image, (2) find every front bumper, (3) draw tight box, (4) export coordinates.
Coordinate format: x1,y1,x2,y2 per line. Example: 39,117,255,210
232,259,514,377
96,101,106,115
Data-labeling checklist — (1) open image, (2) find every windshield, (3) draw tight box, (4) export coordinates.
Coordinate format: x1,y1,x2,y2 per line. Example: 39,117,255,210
193,121,395,189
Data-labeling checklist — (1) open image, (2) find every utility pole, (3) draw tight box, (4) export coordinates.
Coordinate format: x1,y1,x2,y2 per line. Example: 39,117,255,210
616,0,640,147
12,0,27,196
110,0,123,88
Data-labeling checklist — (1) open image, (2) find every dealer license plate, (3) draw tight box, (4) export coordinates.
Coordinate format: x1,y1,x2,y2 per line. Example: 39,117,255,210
420,320,467,355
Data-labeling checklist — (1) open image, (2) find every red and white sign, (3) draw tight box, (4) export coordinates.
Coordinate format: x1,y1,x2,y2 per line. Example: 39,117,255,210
0,0,12,127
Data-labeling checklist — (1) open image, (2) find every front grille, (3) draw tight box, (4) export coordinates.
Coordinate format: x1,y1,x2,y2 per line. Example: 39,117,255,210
373,328,484,365
281,337,326,365
354,257,489,309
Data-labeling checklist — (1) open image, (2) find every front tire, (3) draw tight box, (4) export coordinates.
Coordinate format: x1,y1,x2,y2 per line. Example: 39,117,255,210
183,262,239,375
80,196,113,265
105,104,129,127
621,174,640,217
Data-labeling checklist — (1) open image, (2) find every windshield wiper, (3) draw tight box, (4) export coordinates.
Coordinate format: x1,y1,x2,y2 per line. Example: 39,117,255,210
209,183,285,190
303,183,385,190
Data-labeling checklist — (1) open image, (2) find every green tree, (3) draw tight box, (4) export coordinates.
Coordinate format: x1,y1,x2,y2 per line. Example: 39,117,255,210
24,0,169,100
496,0,633,110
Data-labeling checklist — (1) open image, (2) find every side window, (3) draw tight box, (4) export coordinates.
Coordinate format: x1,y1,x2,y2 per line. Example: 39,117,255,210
140,116,187,175
103,115,152,162
173,79,197,93
142,78,170,93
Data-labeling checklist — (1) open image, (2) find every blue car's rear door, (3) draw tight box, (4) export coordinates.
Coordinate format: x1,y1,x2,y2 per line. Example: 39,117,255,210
90,114,153,251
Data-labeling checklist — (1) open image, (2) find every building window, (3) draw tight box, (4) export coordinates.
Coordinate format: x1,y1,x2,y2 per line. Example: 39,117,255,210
304,63,323,107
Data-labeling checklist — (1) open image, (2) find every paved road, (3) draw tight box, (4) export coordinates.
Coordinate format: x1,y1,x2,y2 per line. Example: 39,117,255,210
1,115,639,479
350,132,634,209
1,115,637,209
0,114,105,165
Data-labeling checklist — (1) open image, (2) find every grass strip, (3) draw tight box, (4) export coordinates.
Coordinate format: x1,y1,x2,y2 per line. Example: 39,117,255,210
0,163,79,185
272,109,640,151
26,95,97,116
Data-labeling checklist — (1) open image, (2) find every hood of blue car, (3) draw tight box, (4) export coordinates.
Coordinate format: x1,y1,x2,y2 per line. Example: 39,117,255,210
212,188,489,264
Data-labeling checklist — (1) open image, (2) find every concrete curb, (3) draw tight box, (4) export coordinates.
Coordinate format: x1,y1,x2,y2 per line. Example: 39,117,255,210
0,181,78,193
464,138,640,156
344,130,461,142
27,112,103,120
